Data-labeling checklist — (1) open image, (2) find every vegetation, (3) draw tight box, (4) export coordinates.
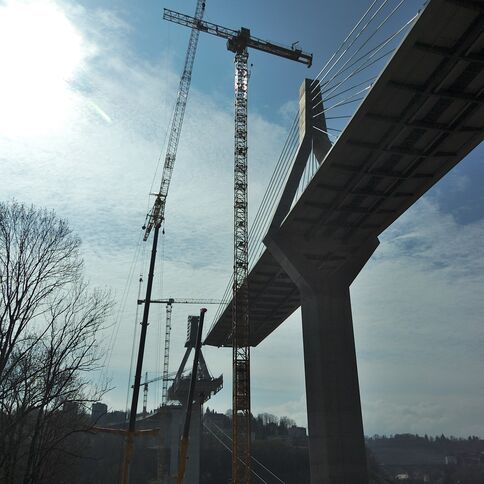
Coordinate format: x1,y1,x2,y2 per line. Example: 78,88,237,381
0,201,111,484
202,409,389,484
367,434,484,483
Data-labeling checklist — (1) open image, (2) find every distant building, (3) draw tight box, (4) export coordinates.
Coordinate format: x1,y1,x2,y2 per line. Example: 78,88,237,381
445,455,457,465
91,402,108,424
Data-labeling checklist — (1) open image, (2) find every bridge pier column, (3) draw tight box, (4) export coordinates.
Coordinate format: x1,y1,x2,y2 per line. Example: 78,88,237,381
265,233,379,484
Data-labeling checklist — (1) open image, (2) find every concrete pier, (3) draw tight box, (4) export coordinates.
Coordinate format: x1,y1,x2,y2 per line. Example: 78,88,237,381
266,232,379,483
157,403,201,483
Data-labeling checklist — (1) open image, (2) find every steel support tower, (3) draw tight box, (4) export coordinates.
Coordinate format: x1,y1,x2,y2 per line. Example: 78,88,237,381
162,302,173,405
232,48,251,483
163,9,311,482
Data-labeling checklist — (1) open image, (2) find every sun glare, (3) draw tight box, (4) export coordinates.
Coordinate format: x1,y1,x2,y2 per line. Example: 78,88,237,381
0,0,83,137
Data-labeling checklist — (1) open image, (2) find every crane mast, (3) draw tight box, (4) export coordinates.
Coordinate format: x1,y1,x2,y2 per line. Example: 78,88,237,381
232,47,251,484
162,302,173,405
143,372,148,416
163,9,311,483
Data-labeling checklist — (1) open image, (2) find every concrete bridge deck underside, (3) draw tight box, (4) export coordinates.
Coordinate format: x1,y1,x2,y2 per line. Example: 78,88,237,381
205,0,484,348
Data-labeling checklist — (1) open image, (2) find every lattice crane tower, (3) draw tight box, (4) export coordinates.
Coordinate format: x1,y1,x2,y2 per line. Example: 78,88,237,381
163,9,312,482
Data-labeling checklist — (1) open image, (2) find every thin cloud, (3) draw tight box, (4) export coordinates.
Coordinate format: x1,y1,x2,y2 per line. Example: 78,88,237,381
1,0,482,439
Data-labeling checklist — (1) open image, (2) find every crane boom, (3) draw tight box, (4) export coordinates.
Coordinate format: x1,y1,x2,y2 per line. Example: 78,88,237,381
163,9,312,67
143,0,206,241
137,298,221,305
136,371,179,389
122,2,207,482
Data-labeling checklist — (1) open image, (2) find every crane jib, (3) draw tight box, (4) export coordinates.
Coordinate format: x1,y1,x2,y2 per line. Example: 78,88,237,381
163,8,313,67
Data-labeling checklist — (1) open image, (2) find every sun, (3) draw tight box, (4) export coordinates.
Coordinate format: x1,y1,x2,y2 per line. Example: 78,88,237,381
0,0,84,138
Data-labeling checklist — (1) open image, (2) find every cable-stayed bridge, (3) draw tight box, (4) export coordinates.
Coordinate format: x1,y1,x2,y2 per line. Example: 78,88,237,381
204,0,484,482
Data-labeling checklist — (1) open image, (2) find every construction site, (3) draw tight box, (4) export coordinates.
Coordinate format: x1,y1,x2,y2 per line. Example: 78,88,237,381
1,0,484,483
97,0,484,481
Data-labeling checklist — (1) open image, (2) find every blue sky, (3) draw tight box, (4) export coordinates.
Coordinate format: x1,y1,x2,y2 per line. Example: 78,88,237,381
1,0,483,438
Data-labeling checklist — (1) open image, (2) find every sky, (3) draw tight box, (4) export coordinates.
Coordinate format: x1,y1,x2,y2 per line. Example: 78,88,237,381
1,0,483,438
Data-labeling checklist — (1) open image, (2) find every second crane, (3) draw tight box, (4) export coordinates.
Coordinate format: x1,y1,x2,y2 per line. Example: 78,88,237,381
163,8,312,483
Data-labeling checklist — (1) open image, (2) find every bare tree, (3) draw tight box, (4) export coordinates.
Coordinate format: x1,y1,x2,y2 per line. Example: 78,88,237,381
0,201,112,484
258,413,279,426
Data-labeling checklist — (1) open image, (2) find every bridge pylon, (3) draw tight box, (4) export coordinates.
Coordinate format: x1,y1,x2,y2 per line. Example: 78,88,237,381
264,78,376,484
266,230,378,483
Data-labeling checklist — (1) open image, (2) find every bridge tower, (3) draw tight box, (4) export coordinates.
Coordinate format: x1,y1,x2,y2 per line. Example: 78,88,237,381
264,78,374,483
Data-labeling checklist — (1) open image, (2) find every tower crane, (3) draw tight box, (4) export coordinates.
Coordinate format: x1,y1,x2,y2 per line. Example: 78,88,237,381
138,372,164,416
122,1,206,483
163,9,312,483
137,369,189,416
136,298,221,406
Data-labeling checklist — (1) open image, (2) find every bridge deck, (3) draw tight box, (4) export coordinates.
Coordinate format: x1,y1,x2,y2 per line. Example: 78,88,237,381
205,0,484,347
